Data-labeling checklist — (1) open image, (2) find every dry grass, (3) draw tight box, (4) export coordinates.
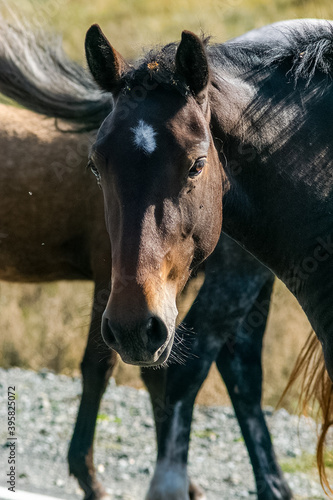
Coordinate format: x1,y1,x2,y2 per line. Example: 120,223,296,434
0,280,93,374
0,0,329,411
0,277,311,412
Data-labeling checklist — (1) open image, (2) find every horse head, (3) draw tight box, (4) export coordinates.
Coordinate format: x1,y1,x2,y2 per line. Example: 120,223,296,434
85,25,223,365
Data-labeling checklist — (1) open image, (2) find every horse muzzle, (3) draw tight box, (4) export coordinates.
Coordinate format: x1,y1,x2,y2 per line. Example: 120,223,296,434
101,313,173,366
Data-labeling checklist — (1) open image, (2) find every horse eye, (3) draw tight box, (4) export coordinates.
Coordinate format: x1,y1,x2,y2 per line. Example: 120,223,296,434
88,159,101,184
189,157,206,178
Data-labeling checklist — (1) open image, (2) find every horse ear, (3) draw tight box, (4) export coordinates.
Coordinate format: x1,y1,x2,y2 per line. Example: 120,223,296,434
175,30,209,97
85,24,129,93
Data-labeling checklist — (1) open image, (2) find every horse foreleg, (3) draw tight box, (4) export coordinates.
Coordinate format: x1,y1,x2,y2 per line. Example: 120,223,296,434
68,282,117,500
142,333,221,500
216,277,292,500
140,365,167,444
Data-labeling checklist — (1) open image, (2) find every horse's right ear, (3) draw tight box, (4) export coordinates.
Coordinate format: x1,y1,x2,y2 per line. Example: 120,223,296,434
85,24,129,93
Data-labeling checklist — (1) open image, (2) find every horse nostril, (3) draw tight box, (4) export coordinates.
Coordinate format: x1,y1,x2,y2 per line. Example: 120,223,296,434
101,314,169,361
144,316,168,355
101,317,118,349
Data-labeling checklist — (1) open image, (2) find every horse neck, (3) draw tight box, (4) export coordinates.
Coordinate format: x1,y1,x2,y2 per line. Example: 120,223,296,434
208,65,333,314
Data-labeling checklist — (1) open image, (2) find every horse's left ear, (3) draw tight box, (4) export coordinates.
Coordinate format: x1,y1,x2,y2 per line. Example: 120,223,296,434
175,30,210,98
85,24,129,93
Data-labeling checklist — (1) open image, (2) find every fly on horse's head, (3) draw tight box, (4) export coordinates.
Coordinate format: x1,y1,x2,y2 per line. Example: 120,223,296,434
85,25,223,365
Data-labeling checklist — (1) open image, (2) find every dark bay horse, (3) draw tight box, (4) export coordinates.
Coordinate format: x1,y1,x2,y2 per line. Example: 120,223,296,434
85,18,333,496
0,19,292,500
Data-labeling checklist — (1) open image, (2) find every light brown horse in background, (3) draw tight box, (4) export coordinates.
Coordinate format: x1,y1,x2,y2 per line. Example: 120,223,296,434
0,103,114,498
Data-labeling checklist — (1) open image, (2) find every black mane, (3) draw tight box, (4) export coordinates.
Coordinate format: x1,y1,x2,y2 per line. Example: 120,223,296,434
216,20,333,86
264,22,333,84
120,37,210,97
119,21,333,103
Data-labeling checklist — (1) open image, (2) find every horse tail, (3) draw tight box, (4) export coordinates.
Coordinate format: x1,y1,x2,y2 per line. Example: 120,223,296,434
0,17,112,131
279,330,333,495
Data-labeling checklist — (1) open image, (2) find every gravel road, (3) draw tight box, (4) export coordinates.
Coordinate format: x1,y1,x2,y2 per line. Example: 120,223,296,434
0,368,328,500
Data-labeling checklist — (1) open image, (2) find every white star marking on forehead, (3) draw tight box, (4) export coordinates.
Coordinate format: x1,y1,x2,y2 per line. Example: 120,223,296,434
131,119,157,155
